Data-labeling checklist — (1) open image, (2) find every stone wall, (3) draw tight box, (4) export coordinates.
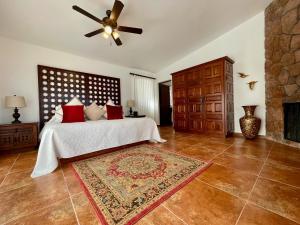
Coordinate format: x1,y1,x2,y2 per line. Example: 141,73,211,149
265,0,300,147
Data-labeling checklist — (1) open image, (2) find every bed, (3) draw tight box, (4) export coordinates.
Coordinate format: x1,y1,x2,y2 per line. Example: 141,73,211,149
31,117,163,178
31,65,164,178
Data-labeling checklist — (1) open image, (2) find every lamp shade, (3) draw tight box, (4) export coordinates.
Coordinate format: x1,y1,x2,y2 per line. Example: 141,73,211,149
127,100,135,107
5,96,26,108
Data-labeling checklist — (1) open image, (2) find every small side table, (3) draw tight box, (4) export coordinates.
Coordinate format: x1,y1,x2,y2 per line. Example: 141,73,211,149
0,122,38,153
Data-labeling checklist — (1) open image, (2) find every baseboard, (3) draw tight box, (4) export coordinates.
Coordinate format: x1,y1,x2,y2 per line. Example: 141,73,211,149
233,132,267,139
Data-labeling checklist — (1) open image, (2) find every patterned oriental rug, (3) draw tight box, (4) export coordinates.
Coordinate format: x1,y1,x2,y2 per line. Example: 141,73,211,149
72,145,211,225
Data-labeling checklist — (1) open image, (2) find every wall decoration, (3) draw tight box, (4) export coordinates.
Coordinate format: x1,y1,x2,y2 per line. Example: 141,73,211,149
37,65,121,128
247,81,258,90
238,72,249,78
239,105,261,139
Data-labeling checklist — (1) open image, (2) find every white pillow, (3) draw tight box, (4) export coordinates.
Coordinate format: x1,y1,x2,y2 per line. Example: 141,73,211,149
103,99,115,118
85,101,105,121
54,97,84,119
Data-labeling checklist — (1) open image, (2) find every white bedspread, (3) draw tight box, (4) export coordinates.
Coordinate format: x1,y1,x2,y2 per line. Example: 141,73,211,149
31,117,164,178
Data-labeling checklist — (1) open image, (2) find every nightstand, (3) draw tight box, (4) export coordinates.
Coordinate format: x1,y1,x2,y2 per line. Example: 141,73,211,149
0,122,38,153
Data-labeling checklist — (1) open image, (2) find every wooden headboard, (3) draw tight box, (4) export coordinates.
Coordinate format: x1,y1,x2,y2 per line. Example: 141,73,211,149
37,65,121,128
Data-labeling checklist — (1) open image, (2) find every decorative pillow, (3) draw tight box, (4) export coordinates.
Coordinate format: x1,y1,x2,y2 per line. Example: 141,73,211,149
55,97,84,116
85,101,105,121
103,99,115,118
62,105,85,123
106,105,123,120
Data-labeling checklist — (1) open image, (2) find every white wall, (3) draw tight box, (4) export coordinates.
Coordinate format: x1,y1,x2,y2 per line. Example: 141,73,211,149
0,36,154,124
156,12,266,135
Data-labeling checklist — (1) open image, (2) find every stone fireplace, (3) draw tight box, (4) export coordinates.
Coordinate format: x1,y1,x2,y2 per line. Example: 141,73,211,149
265,0,300,147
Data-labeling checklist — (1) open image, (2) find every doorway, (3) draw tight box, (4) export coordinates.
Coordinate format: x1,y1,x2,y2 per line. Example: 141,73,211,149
159,80,173,126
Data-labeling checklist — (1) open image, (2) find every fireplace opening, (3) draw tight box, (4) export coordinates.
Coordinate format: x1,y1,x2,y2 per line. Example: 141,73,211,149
283,102,300,143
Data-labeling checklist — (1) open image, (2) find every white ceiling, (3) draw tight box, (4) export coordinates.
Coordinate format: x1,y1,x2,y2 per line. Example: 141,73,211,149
0,0,272,72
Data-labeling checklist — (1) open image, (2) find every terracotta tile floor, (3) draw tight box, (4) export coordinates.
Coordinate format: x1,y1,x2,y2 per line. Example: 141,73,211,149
0,126,300,225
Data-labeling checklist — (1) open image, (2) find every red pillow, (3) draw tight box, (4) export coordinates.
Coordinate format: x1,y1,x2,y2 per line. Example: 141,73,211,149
106,105,123,120
62,105,85,123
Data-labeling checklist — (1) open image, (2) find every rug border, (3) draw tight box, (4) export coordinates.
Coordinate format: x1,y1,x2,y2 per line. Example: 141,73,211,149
71,149,213,225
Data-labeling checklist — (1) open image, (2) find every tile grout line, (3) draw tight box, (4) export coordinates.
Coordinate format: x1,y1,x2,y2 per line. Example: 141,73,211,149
61,165,81,225
197,179,246,201
233,143,273,225
2,196,71,225
162,204,189,225
198,142,300,224
249,202,300,225
0,154,20,187
259,176,300,190
208,142,234,162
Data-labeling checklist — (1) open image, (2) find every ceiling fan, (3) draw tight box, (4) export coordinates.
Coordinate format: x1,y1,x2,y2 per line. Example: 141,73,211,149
72,0,143,46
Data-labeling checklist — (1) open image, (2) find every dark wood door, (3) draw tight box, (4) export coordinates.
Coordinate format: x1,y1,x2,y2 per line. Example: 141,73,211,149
159,83,172,126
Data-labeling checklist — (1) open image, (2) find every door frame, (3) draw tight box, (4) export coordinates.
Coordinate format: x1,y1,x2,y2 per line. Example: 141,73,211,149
158,80,172,126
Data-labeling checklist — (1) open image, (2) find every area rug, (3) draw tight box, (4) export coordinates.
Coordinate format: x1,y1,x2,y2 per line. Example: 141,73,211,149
72,144,211,225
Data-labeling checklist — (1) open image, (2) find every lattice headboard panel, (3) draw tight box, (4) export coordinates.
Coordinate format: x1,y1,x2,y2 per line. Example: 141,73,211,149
38,65,121,128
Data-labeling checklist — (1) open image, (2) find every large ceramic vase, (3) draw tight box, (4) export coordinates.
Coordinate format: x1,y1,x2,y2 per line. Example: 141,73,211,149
239,105,261,139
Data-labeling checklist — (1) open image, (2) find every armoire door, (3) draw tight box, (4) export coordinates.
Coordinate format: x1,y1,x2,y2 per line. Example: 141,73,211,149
173,72,187,130
203,61,224,134
187,69,205,132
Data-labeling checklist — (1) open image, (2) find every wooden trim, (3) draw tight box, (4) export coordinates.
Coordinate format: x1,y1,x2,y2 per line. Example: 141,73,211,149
159,80,171,84
60,141,149,164
130,72,156,80
171,56,235,75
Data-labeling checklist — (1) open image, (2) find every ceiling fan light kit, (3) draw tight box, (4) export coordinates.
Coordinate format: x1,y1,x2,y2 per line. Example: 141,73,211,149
102,32,110,39
104,25,113,34
72,0,143,46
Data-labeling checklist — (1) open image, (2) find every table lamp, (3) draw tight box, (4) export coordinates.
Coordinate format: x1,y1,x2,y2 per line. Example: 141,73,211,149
127,100,135,115
5,95,26,123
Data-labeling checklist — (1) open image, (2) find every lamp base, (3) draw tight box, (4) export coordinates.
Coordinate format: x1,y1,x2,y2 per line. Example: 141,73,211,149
12,107,21,124
129,107,133,115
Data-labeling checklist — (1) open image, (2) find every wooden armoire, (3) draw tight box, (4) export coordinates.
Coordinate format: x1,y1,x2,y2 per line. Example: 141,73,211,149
171,57,234,137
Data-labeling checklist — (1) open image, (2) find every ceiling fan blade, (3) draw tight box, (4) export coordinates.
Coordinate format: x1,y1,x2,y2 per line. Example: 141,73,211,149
111,34,122,46
72,5,103,24
117,26,143,34
85,28,104,37
110,0,124,21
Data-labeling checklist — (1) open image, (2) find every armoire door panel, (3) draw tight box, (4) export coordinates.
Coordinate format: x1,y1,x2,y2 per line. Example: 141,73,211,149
189,119,204,132
173,73,185,87
186,70,202,86
203,62,223,80
174,88,186,99
174,115,187,130
204,82,222,95
206,95,222,102
189,113,203,119
188,86,203,98
188,102,203,113
205,120,223,133
205,114,223,120
174,104,187,114
205,102,223,113
215,103,222,112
